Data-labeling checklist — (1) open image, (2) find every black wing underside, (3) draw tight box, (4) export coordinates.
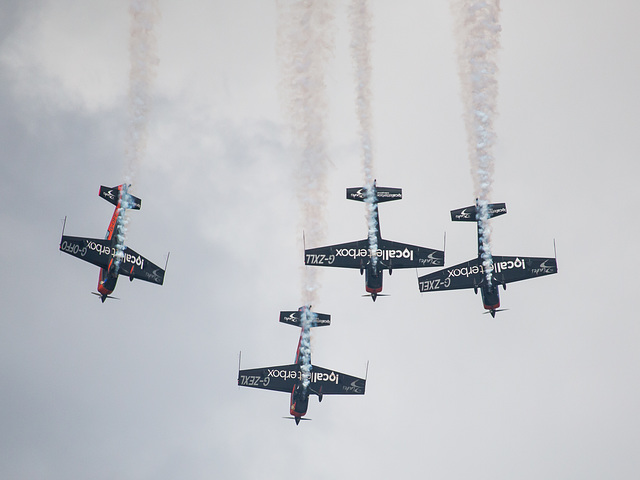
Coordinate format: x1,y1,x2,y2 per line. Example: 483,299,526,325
238,364,299,393
304,240,370,269
60,235,164,285
418,256,558,292
310,365,366,395
305,239,444,270
491,256,558,284
418,257,483,292
238,364,366,395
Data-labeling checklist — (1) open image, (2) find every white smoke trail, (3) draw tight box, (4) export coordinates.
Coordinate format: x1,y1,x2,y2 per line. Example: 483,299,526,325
277,0,335,306
452,0,501,285
348,0,377,266
277,0,335,392
125,0,159,186
114,0,160,273
299,307,317,390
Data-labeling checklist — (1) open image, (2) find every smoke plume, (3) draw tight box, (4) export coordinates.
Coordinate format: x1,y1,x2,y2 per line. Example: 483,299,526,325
348,0,378,265
452,0,501,284
277,0,336,306
115,0,160,272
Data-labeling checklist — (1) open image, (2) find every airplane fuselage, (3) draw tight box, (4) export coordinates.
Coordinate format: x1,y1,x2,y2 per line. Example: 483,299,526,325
480,283,500,315
363,199,384,300
290,314,312,422
364,262,383,299
97,186,127,301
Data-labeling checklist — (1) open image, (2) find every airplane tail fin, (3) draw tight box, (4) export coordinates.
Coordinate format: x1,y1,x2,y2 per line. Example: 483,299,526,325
450,202,507,222
279,307,331,328
99,185,142,210
346,186,402,203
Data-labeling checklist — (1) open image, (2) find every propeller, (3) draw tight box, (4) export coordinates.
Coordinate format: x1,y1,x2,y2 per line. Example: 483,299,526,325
361,293,389,302
282,416,312,425
483,308,508,317
91,292,120,302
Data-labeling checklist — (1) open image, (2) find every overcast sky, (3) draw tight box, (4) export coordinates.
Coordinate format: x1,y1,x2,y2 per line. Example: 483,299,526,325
2,1,640,479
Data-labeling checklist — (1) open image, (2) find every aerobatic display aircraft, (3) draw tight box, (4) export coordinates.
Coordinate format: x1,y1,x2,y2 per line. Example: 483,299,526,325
304,181,444,300
59,184,166,302
238,306,366,425
418,201,558,317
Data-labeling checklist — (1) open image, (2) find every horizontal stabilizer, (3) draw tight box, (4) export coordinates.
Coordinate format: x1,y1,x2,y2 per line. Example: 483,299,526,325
450,202,506,222
279,308,331,327
346,186,402,203
99,185,142,210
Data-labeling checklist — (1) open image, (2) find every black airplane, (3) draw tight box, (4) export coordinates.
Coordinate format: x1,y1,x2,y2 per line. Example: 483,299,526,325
238,306,366,425
59,184,166,302
304,181,444,300
417,200,558,317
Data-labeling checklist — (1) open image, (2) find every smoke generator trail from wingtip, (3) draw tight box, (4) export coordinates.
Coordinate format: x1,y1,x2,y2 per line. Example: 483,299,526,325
452,0,501,284
276,0,336,307
115,0,160,272
348,0,378,266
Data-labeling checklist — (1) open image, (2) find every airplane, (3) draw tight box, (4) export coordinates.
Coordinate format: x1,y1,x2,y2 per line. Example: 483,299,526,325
238,306,366,425
417,200,558,317
304,180,444,301
59,184,166,302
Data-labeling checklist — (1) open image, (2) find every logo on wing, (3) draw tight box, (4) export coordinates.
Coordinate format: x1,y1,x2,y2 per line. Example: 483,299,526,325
419,251,443,266
531,259,556,275
144,268,163,283
349,188,366,199
342,380,364,394
455,208,473,220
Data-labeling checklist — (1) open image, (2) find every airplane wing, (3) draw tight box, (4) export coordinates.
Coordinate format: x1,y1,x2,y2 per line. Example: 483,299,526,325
418,257,484,292
305,240,370,268
238,364,300,392
60,236,111,269
60,236,164,285
418,256,558,292
309,365,366,395
115,245,165,285
491,256,558,285
378,239,445,269
305,239,445,270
